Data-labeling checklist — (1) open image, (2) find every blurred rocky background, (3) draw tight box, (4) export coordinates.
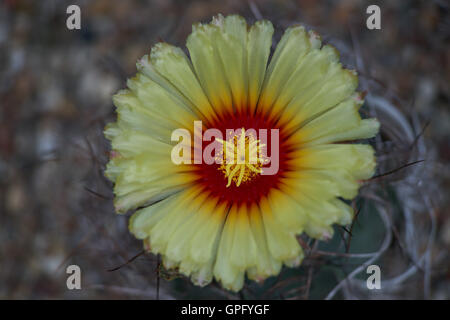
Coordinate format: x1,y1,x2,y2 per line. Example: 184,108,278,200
0,0,448,299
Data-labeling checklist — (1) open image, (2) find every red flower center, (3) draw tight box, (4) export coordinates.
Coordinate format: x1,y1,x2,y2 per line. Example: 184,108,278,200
192,109,291,206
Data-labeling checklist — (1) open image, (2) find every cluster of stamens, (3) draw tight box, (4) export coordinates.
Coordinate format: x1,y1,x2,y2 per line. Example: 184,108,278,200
215,128,268,187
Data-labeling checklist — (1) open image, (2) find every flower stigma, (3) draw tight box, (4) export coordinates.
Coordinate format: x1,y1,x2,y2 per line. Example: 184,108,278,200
215,128,269,187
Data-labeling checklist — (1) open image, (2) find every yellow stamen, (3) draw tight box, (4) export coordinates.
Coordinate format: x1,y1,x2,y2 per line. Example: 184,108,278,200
216,128,268,187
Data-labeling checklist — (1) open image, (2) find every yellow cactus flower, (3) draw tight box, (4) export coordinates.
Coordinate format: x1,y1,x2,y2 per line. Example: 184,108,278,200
104,14,379,292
